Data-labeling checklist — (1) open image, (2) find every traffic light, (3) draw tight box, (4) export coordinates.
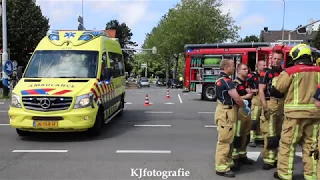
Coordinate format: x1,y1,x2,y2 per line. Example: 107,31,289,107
78,15,85,30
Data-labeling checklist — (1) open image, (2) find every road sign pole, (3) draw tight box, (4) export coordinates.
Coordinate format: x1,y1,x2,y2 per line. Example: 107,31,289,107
2,0,9,97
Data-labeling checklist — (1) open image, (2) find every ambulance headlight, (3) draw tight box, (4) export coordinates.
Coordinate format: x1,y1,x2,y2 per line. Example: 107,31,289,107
74,93,94,109
10,93,21,108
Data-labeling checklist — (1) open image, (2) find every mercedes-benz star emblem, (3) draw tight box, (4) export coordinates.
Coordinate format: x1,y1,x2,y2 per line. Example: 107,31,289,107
40,98,51,109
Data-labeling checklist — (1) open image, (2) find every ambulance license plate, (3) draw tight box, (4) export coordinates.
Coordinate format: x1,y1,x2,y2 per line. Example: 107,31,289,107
33,121,58,127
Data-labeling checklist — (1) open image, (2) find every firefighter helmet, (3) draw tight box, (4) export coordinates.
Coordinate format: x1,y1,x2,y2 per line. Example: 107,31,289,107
289,44,312,61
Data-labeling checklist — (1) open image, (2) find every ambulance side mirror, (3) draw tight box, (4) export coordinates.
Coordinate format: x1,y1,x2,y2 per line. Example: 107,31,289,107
104,68,113,81
16,66,24,79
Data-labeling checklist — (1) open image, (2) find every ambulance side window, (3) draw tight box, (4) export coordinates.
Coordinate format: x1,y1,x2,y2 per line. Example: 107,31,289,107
108,52,124,78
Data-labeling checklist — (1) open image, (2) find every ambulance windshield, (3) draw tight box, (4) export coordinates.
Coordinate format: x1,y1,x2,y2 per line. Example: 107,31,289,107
24,50,99,78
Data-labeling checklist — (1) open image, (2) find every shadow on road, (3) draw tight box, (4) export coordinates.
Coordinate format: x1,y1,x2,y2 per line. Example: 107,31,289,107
17,109,153,142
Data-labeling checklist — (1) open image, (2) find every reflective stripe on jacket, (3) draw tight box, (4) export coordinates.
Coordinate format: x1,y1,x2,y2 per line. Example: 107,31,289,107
274,64,320,118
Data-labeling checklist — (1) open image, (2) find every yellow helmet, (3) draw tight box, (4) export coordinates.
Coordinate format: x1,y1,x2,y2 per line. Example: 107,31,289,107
289,43,312,61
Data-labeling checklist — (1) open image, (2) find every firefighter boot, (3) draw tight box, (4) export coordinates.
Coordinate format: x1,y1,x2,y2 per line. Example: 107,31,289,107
231,159,241,171
239,157,254,165
216,170,235,178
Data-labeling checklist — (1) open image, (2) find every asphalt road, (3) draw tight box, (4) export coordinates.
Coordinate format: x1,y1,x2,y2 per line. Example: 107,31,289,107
0,85,305,180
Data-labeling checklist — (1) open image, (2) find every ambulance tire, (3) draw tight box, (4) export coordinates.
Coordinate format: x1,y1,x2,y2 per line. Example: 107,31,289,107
16,129,32,137
202,84,217,101
87,107,104,136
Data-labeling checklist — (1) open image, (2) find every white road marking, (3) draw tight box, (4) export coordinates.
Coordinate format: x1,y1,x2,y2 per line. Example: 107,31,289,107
116,150,171,154
0,102,5,104
296,152,302,157
198,112,215,114
205,125,217,128
245,152,302,161
12,150,68,153
178,94,183,103
125,102,132,104
164,102,174,104
134,125,171,127
0,110,7,113
247,152,261,161
0,124,9,126
144,111,172,114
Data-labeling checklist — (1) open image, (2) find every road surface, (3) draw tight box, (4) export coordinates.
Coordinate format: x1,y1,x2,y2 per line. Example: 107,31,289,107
0,86,305,180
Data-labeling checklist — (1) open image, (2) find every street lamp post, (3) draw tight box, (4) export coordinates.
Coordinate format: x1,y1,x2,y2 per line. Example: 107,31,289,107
82,0,84,27
288,20,320,45
281,0,285,42
2,0,9,97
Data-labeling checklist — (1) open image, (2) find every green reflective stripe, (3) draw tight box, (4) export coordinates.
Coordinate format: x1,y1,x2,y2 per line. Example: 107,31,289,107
215,165,229,171
293,73,299,105
251,106,259,120
311,124,318,178
232,123,236,141
236,120,241,136
269,116,275,136
263,157,275,163
284,104,317,109
239,151,246,155
250,130,255,142
287,125,299,178
304,174,317,180
278,173,292,180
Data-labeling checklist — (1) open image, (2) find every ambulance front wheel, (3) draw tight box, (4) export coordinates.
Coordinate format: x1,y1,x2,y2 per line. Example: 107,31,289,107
202,84,217,101
87,108,104,136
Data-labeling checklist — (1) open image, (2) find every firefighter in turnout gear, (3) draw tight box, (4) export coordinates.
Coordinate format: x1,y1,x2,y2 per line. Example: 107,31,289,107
247,60,266,147
215,59,245,178
232,63,255,171
259,50,285,170
313,84,320,179
272,44,320,180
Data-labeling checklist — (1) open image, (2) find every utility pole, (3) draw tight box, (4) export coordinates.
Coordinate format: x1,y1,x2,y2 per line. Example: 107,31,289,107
281,0,285,42
2,0,9,97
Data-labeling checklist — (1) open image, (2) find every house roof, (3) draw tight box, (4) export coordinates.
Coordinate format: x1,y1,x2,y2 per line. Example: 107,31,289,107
260,30,317,43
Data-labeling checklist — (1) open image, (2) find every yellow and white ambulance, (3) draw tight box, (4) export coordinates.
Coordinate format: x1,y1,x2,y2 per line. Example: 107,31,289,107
8,30,126,136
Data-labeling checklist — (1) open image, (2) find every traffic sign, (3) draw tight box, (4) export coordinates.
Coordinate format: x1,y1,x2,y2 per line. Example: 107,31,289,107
3,60,13,75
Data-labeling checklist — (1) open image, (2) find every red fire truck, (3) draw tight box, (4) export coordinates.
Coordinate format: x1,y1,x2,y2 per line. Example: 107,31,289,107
183,42,297,101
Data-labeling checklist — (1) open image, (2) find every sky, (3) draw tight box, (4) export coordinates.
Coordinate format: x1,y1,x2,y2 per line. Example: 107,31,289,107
35,0,320,49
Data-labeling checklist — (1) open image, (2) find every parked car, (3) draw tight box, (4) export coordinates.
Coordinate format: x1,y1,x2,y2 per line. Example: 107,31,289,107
156,79,166,86
139,78,150,87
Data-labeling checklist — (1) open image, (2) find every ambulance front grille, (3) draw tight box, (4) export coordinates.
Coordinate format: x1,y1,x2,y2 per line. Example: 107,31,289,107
22,96,73,112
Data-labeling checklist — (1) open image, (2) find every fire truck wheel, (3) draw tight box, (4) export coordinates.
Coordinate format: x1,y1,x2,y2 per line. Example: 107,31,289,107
202,84,217,101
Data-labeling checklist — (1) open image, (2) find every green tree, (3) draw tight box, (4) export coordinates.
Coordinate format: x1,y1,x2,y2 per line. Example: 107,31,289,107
238,35,260,42
105,20,138,75
312,25,320,49
143,0,240,80
0,0,50,65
